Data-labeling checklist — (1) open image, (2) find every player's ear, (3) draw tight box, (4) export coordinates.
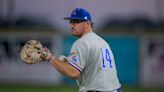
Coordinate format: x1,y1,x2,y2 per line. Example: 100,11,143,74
86,21,92,28
84,21,89,26
84,22,89,29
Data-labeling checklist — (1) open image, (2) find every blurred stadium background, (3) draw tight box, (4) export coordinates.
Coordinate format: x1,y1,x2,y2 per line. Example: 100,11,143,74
0,0,164,92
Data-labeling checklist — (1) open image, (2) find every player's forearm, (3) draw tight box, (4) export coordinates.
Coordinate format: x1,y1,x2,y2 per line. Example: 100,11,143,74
50,55,80,79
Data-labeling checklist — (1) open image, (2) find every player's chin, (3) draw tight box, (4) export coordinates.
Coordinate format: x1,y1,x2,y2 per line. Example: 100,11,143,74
71,30,80,37
72,33,78,36
71,30,77,35
72,32,80,37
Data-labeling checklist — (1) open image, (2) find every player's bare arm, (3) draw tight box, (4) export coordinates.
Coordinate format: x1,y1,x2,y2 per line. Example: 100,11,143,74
50,55,80,79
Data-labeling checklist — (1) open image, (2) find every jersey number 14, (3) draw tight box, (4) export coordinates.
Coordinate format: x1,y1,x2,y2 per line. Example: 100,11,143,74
100,48,113,69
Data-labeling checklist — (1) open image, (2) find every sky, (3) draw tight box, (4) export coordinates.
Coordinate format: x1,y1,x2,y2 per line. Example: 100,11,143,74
1,0,164,30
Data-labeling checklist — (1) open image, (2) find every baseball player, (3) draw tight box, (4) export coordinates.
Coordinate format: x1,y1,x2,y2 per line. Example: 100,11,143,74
49,8,121,92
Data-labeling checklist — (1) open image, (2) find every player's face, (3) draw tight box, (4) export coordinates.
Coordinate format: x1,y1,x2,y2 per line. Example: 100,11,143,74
69,19,86,37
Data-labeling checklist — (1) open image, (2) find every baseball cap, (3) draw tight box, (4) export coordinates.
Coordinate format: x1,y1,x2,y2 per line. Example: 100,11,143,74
64,8,92,22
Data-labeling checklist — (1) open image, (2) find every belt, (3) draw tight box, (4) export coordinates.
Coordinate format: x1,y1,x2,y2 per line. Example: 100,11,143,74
87,88,121,92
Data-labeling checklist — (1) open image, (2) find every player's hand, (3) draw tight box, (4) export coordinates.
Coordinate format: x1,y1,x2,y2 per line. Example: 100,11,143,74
40,47,52,61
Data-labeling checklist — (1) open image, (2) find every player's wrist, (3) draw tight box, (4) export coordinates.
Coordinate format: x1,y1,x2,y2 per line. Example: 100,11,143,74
58,55,67,61
41,47,52,61
47,53,52,61
49,55,67,62
49,55,56,61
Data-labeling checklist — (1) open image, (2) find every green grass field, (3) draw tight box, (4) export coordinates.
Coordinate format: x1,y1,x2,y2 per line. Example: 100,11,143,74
0,85,164,92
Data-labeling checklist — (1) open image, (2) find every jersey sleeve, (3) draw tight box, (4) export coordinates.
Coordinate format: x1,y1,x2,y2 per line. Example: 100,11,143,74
66,40,88,72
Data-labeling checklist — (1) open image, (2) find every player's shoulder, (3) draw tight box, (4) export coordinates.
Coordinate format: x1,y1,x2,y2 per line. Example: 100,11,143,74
72,32,104,48
72,37,87,48
80,32,98,41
